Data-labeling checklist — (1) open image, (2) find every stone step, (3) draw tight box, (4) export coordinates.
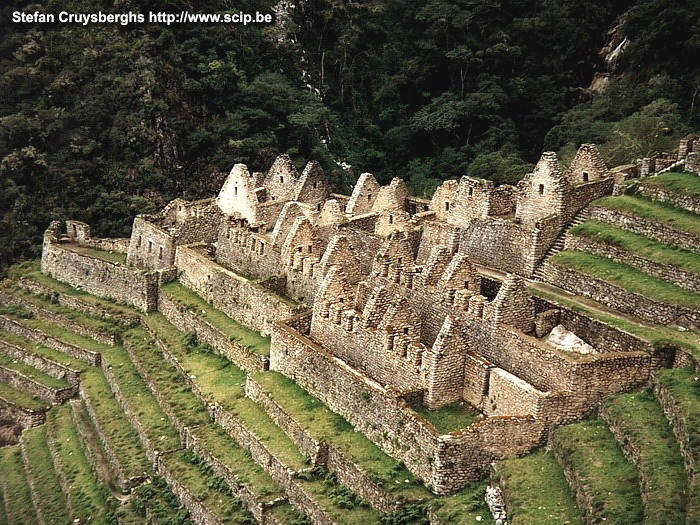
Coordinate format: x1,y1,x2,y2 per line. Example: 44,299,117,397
20,425,70,525
600,391,687,523
45,405,113,523
494,450,581,525
0,348,76,405
549,419,643,524
652,368,700,522
0,445,39,525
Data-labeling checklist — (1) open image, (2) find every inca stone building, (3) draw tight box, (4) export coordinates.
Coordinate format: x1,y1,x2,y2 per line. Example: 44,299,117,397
37,136,700,501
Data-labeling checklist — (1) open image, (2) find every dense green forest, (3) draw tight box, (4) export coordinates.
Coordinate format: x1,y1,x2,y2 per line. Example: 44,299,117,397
1,0,698,276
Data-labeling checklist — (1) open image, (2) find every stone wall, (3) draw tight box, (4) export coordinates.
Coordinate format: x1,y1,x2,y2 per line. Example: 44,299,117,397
635,181,700,215
416,221,459,265
79,382,147,490
16,278,137,325
0,396,46,429
588,205,700,253
127,216,176,270
158,290,269,373
565,233,700,292
65,220,129,253
245,376,407,513
459,219,538,277
184,427,287,525
271,316,548,495
0,290,119,346
42,233,161,312
543,261,700,325
156,457,223,525
175,245,299,336
0,315,101,366
0,339,82,386
0,364,76,405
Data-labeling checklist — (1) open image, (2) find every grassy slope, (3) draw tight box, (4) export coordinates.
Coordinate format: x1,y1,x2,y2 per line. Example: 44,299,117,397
552,419,643,524
0,445,38,525
0,381,48,411
45,406,111,523
551,250,700,310
497,450,582,525
414,401,482,434
594,195,700,236
161,281,271,356
22,426,70,525
569,220,700,274
655,367,700,520
603,391,686,523
640,171,700,198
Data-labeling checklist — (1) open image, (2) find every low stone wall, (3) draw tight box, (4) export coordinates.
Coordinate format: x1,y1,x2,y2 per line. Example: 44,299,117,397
245,376,406,513
599,404,655,517
184,427,286,525
157,457,223,525
589,205,700,253
652,375,695,482
0,290,119,346
543,261,700,325
17,278,138,324
0,339,81,385
123,331,195,441
41,239,161,312
175,245,300,336
100,357,179,464
271,315,548,495
0,396,46,428
211,404,336,524
79,382,146,491
564,235,700,292
158,290,268,373
548,432,597,523
636,182,700,215
0,315,101,366
0,364,76,405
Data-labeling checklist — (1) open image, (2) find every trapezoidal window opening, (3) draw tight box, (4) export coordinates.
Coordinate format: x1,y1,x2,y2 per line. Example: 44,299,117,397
538,184,545,195
582,171,589,182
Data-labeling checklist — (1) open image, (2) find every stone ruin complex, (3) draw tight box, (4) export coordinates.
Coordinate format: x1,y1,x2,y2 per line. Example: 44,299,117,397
14,133,698,521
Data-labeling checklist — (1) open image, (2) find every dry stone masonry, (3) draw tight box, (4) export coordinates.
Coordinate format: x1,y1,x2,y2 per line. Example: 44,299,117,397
20,134,700,506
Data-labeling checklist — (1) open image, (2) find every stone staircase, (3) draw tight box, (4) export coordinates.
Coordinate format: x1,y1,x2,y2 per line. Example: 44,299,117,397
532,208,589,280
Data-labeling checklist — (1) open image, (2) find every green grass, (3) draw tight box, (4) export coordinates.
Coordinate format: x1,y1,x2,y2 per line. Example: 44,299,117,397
252,371,427,499
22,426,70,525
2,282,128,334
603,391,686,523
0,382,48,411
497,450,582,525
295,467,384,524
78,248,127,265
45,406,111,523
161,281,271,356
160,451,255,523
97,337,182,452
130,476,193,524
594,195,700,236
530,286,700,360
189,424,285,500
655,367,700,520
414,401,482,434
569,220,700,275
123,322,209,429
640,171,700,198
80,368,152,478
431,482,495,524
552,419,643,524
0,329,88,372
143,313,307,470
0,445,38,525
8,261,137,319
0,346,71,390
551,250,700,310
